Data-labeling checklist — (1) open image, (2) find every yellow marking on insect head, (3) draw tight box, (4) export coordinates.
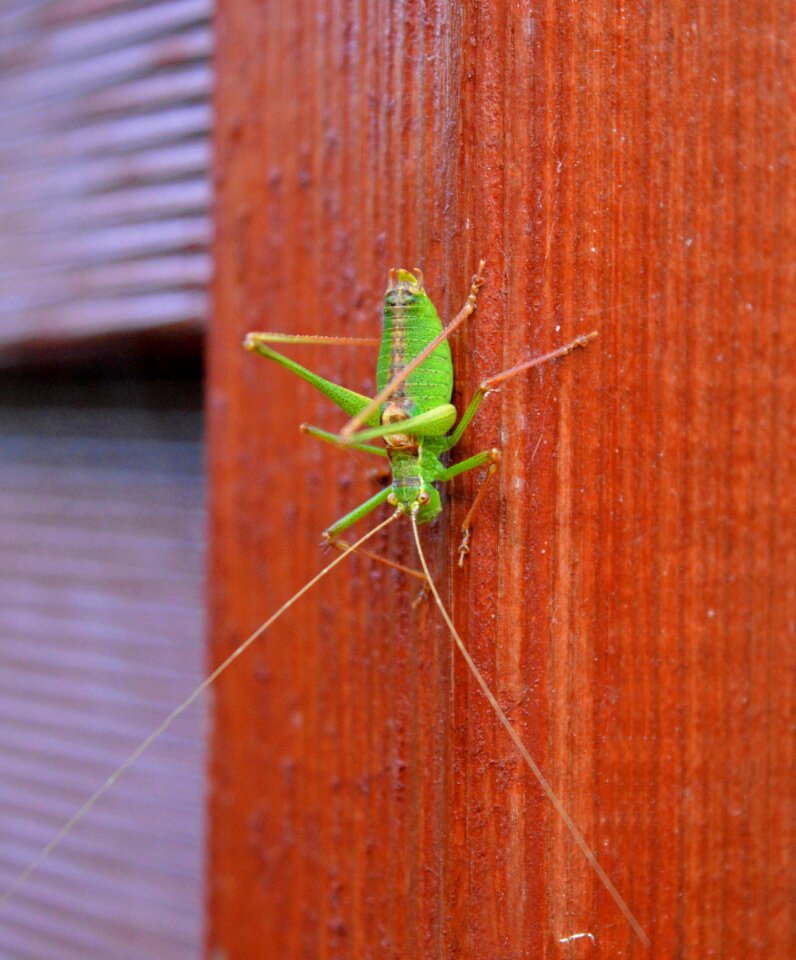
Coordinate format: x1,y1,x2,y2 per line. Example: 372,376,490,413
394,268,421,290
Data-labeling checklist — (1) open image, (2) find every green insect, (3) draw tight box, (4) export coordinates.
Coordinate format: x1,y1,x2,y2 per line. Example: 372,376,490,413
1,261,648,948
244,261,594,567
243,262,649,946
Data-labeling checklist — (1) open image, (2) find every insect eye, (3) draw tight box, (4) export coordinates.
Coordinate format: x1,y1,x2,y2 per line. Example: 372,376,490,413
418,491,430,505
387,493,398,506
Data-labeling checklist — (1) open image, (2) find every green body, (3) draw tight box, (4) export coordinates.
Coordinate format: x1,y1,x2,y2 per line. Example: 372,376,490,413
244,268,494,537
374,270,454,523
377,270,453,414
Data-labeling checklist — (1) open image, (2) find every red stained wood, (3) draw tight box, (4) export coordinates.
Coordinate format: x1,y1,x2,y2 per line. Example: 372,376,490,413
209,2,794,957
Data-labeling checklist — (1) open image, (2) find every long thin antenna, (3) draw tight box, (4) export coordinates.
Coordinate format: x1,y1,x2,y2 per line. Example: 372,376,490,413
0,510,401,909
410,511,650,948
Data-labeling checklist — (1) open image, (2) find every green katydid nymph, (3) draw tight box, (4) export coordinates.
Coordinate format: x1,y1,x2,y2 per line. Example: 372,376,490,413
0,262,648,948
244,262,645,945
244,262,595,566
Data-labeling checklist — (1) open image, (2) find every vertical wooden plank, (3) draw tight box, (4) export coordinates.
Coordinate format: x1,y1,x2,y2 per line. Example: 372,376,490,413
209,1,793,957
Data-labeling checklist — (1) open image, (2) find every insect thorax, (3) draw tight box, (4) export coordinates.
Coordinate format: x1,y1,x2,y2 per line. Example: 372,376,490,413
387,447,442,523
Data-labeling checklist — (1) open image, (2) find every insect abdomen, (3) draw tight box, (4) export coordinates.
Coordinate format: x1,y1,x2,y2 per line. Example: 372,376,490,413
376,270,453,415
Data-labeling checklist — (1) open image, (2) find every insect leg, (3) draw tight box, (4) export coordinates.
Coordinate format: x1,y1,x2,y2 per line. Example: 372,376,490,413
339,260,487,441
437,449,502,565
325,535,426,582
478,331,598,393
244,339,381,426
323,490,427,584
437,448,499,482
441,331,598,452
345,404,457,444
300,423,388,457
322,486,393,540
243,332,379,346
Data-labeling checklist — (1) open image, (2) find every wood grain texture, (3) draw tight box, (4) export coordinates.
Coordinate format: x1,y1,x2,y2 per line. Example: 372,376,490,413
209,2,794,957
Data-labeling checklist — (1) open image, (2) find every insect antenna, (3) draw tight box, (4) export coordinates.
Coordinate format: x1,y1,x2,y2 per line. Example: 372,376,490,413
410,509,650,948
0,509,401,909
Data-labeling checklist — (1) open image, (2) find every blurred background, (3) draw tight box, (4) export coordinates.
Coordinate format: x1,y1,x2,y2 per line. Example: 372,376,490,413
0,1,211,957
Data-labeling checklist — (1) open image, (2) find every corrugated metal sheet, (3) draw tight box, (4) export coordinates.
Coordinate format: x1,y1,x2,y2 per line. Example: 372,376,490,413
0,0,212,351
0,386,205,959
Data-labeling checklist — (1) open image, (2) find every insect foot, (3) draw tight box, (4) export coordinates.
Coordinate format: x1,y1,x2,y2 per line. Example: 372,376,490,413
457,528,472,567
457,448,502,568
572,330,599,350
412,580,431,608
468,259,487,306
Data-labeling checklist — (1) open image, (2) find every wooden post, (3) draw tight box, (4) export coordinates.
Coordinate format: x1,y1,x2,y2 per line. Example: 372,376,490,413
209,2,794,956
